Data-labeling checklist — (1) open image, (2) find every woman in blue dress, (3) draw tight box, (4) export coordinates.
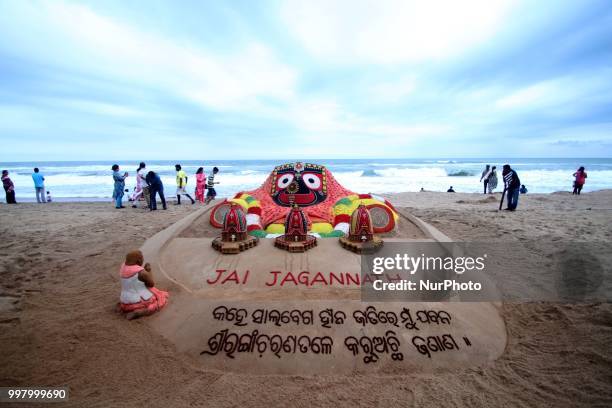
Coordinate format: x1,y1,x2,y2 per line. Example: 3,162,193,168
112,164,128,209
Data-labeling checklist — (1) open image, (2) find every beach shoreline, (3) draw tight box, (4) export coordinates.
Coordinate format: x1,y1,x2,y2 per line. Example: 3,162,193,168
7,187,612,204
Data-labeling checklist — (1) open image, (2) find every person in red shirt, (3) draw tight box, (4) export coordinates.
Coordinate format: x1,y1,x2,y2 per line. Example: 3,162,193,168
572,166,587,195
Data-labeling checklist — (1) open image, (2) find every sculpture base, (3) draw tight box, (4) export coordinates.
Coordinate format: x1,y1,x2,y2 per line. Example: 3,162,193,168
212,236,259,254
339,236,384,254
274,235,317,253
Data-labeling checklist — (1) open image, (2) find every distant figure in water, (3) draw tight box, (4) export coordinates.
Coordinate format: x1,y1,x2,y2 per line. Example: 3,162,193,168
420,187,425,192
118,250,169,320
194,167,207,203
487,166,498,194
2,170,16,204
502,164,521,211
572,166,587,195
520,185,528,194
480,164,491,194
46,191,52,202
112,164,128,209
447,186,455,193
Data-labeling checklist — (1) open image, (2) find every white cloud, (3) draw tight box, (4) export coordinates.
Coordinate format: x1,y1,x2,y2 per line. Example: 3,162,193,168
495,80,558,109
0,1,298,111
279,0,515,64
495,74,612,111
368,75,417,103
285,97,450,147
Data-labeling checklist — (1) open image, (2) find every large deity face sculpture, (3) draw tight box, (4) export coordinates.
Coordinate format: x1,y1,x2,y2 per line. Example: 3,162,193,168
270,162,327,207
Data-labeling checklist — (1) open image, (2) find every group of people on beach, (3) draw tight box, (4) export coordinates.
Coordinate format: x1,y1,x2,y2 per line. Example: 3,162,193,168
0,163,593,205
2,168,52,205
111,163,220,210
472,164,522,210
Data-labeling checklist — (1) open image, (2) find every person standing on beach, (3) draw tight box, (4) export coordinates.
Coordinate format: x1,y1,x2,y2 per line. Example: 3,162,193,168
205,167,220,204
572,166,587,195
145,171,167,211
112,164,128,209
487,166,498,194
175,164,195,205
480,165,491,194
194,167,207,203
130,162,147,208
31,167,46,203
2,170,16,204
502,164,521,211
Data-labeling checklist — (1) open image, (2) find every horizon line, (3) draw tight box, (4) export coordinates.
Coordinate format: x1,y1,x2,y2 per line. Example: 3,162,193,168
1,156,611,164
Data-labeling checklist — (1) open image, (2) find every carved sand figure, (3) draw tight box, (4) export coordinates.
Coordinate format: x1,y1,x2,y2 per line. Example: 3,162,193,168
118,250,169,320
209,162,399,237
135,162,507,375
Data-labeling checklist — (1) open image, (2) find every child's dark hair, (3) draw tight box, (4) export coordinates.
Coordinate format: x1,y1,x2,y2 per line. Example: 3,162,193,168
175,164,182,171
137,162,146,172
112,164,119,171
578,166,585,172
196,167,204,174
2,170,8,175
34,167,39,172
213,167,219,173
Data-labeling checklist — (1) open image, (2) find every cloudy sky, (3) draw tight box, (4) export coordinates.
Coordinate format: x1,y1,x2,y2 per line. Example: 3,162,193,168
0,0,611,160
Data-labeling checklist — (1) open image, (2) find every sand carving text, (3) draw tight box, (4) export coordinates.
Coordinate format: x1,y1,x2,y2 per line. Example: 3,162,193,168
200,329,333,359
206,269,409,287
202,305,472,362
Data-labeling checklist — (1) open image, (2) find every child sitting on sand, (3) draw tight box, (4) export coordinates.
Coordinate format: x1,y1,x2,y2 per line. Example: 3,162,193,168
118,250,169,320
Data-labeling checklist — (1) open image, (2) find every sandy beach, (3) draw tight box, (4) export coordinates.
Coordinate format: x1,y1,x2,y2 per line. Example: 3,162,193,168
1,191,611,407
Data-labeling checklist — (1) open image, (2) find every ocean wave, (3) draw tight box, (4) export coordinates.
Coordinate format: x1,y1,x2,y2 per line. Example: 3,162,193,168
361,169,379,177
4,162,612,198
447,170,474,177
375,167,448,178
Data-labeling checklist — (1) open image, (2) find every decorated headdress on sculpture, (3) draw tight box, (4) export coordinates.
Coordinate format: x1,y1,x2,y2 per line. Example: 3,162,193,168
270,162,328,207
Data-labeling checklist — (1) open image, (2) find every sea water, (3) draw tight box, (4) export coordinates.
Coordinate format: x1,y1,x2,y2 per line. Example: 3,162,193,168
0,158,610,201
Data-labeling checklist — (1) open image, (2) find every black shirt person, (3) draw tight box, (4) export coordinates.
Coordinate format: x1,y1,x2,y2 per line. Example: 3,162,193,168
146,171,167,211
502,164,521,211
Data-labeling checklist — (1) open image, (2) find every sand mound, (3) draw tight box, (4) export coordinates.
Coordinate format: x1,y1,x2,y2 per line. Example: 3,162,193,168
140,207,507,374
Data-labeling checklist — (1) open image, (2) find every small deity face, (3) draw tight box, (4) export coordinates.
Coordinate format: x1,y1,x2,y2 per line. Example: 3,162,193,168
270,162,327,207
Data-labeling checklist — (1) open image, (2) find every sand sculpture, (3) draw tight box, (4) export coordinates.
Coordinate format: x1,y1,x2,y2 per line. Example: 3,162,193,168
138,163,507,375
339,204,384,254
274,205,318,252
211,204,258,254
209,162,399,237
